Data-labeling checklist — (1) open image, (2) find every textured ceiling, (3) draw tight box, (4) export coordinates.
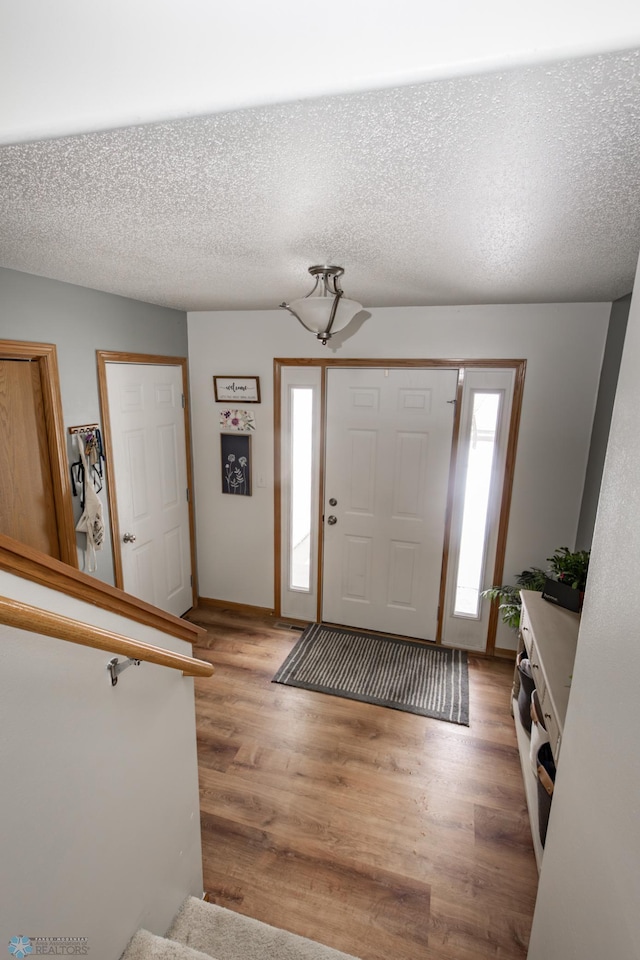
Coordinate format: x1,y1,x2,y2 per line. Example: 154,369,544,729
1,49,639,311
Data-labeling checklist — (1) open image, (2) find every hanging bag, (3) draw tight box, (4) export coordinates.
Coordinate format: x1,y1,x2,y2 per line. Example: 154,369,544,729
75,434,105,572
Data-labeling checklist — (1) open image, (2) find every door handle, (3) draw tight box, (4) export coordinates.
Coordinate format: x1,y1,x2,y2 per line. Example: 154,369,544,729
329,498,337,506
327,516,337,525
123,532,137,543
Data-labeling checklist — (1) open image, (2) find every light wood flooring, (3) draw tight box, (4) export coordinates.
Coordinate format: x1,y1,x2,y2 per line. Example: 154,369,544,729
188,606,538,960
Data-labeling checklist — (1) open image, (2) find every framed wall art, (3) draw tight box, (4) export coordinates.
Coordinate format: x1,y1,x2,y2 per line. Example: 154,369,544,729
213,376,261,404
221,434,251,496
218,408,255,431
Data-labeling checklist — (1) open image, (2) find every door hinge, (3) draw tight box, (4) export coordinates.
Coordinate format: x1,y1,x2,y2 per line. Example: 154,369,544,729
182,393,186,408
186,487,190,502
190,574,193,586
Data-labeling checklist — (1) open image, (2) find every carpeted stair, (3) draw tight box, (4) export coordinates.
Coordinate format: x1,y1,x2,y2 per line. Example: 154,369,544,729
121,897,361,960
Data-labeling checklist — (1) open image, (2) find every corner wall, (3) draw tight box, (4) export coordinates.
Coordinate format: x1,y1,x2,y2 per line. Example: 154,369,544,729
188,302,609,649
575,293,631,550
0,267,188,584
527,263,640,957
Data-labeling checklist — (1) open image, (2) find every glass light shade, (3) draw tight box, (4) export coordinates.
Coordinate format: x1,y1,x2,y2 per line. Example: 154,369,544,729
289,296,363,337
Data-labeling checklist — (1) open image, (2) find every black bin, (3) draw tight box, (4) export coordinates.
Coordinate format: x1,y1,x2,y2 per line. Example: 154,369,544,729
536,742,556,847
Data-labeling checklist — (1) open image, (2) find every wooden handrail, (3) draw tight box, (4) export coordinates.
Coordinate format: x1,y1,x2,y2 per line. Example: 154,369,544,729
0,532,206,645
0,596,214,678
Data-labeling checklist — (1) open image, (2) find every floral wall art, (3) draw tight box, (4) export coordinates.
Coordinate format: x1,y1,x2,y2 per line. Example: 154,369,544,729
221,433,251,496
219,407,255,431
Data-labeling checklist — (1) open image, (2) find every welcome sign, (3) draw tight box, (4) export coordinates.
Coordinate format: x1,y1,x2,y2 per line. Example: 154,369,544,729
213,376,261,403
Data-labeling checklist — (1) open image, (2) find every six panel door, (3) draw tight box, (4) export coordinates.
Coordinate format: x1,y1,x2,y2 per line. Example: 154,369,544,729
322,367,458,640
105,362,193,616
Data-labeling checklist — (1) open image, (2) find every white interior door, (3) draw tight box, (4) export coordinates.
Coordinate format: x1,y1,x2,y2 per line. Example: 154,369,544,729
105,362,193,617
322,367,458,640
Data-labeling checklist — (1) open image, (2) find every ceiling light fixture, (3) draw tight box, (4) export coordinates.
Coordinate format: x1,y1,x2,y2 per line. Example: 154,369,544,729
280,265,362,345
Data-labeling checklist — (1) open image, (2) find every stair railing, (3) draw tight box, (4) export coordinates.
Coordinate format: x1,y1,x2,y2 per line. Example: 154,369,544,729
0,595,214,679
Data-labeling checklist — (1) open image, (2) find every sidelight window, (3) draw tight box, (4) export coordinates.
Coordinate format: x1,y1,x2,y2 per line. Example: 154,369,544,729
453,391,502,618
290,387,314,591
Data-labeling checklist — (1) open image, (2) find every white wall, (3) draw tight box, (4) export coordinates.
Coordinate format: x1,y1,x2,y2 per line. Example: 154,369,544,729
527,265,640,956
0,573,204,960
3,0,640,144
188,302,609,648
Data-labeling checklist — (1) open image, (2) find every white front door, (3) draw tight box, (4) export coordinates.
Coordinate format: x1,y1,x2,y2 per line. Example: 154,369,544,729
105,362,193,617
322,367,458,640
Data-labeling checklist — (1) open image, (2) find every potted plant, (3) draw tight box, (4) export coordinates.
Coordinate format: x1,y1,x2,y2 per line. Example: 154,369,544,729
483,547,590,628
481,566,548,629
547,546,590,592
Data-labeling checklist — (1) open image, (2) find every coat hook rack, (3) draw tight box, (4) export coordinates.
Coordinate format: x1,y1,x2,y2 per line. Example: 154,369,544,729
68,423,100,436
69,424,106,502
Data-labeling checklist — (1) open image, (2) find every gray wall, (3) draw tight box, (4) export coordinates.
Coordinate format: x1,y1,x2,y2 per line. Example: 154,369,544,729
576,293,631,550
0,267,187,583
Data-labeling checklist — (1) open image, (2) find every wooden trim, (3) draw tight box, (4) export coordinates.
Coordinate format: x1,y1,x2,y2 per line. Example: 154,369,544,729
273,358,527,656
0,340,77,567
0,595,213,678
96,351,191,367
0,532,205,644
493,646,517,661
273,359,282,617
436,368,464,643
273,364,324,622
96,351,198,607
275,358,526,369
96,355,123,587
197,596,275,618
316,366,327,625
485,360,527,656
181,364,199,606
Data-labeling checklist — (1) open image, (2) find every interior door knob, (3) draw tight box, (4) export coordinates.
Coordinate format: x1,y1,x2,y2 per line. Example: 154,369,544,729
123,532,136,543
327,515,337,525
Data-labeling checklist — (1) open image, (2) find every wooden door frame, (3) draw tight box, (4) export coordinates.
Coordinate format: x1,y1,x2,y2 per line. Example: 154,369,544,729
274,357,526,656
96,351,198,608
0,339,77,567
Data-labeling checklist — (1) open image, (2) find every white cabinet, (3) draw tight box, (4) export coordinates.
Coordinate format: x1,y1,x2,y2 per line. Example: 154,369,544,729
512,590,580,869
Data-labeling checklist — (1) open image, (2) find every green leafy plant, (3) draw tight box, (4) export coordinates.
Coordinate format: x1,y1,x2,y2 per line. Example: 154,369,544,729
547,546,590,592
482,547,590,628
482,567,548,629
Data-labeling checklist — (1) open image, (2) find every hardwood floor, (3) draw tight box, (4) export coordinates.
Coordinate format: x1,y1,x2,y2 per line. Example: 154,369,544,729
189,606,538,960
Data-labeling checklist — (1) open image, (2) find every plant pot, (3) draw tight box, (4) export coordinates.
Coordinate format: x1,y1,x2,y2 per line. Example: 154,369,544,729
541,576,581,612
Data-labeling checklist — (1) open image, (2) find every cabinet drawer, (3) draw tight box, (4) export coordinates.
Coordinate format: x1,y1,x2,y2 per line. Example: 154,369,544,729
541,687,561,762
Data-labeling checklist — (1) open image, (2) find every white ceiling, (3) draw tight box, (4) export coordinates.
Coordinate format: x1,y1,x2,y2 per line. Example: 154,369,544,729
1,40,639,311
